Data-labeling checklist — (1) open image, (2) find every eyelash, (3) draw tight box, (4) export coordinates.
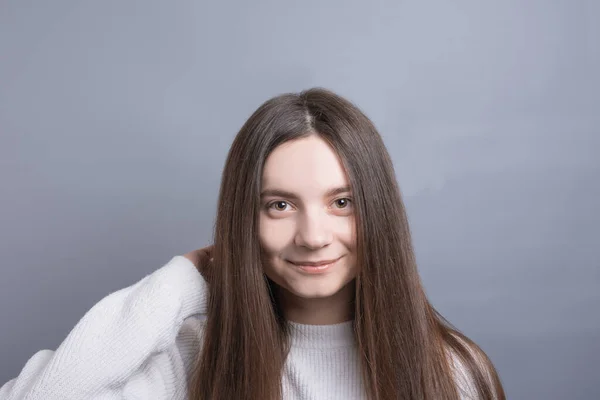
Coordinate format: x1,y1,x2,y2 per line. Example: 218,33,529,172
267,198,353,212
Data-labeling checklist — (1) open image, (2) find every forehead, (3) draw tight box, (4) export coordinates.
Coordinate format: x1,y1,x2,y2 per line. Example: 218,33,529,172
261,135,349,192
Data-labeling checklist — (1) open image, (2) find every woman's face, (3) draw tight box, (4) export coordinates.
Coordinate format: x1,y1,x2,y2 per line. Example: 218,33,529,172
259,134,358,323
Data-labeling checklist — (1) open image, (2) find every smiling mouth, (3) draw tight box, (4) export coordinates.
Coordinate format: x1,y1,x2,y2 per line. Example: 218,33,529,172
287,256,342,267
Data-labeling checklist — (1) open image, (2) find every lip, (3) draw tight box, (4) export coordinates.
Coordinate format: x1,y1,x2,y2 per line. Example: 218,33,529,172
286,256,343,274
288,257,342,267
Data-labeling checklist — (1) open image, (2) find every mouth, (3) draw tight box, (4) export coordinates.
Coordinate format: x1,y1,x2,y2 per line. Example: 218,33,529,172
286,256,343,274
287,256,342,267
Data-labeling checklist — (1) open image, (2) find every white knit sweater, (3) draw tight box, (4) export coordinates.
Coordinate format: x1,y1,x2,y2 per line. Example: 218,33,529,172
0,256,478,399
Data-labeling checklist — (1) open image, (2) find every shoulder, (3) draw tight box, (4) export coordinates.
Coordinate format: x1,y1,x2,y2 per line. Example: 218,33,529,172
447,343,479,400
445,331,503,400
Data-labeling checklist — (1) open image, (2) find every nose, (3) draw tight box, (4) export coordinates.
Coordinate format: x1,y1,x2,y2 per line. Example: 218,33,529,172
294,208,333,250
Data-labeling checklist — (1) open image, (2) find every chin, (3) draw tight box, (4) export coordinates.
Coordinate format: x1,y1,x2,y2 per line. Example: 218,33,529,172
290,285,345,299
285,274,355,299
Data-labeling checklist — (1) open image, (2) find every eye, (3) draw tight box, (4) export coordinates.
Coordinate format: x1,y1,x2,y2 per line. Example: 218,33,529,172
268,200,290,211
333,198,352,209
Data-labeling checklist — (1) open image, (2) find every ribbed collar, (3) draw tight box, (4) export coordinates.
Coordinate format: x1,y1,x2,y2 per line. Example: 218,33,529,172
287,320,356,349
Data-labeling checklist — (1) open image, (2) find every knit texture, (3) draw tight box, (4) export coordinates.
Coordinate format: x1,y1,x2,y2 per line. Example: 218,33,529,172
0,256,477,400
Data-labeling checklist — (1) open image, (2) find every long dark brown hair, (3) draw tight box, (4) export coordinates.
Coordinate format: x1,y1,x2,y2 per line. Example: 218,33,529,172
187,88,505,399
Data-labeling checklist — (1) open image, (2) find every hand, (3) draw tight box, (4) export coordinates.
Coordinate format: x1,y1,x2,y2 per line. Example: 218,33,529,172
183,245,214,275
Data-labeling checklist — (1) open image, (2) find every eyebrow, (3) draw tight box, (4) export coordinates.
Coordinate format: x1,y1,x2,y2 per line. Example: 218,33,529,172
260,185,352,200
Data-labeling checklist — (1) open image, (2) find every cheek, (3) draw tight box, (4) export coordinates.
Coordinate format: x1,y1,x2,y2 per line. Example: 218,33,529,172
336,216,357,249
259,216,295,255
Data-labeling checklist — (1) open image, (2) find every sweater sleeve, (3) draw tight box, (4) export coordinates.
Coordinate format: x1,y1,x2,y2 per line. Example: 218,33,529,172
0,255,208,400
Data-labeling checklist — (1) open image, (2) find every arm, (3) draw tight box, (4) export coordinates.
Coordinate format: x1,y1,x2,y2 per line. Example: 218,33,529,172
0,255,208,400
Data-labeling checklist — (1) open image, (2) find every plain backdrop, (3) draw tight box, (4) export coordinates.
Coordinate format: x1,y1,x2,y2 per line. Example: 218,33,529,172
1,1,599,398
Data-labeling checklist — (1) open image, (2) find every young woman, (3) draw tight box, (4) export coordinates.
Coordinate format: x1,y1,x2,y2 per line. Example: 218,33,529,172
0,88,505,400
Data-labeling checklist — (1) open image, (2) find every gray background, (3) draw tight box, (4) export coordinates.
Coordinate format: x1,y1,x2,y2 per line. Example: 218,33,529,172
1,1,598,398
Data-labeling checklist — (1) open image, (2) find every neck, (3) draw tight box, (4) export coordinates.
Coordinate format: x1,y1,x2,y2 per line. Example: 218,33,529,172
274,279,356,325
